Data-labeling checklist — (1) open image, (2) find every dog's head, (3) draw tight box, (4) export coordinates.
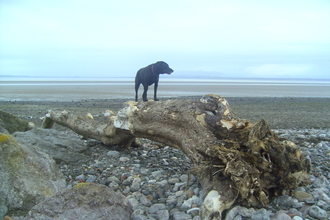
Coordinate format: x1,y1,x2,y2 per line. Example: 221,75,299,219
154,61,174,75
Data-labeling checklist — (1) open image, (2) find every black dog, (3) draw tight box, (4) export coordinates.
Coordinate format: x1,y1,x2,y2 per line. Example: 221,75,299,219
135,61,173,102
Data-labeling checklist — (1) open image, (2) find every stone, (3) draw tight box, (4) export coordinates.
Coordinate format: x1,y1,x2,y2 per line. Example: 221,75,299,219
0,133,66,213
273,211,291,220
308,206,328,219
317,200,330,210
156,209,169,220
107,150,120,157
149,204,167,214
74,174,86,181
14,128,89,164
0,110,29,134
313,175,330,188
180,174,189,182
251,208,270,220
157,180,168,187
0,196,8,219
168,178,180,184
225,206,242,220
172,211,192,220
225,205,255,220
293,191,313,202
190,195,203,206
24,183,132,220
273,195,293,207
152,170,164,178
85,175,97,183
131,178,141,192
119,156,130,162
180,199,192,211
140,196,153,207
128,197,140,211
131,209,145,218
107,176,120,183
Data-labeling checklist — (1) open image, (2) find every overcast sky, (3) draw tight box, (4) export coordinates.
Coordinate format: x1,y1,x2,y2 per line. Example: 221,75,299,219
0,0,329,79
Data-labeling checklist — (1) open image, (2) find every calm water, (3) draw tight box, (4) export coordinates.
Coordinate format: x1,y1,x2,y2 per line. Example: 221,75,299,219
1,77,330,101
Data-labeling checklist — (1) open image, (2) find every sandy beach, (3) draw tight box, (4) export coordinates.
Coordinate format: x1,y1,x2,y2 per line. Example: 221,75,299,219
1,96,329,130
1,78,330,129
1,78,330,101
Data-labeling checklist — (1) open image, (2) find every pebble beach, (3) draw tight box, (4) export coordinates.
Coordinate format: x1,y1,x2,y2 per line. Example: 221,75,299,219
1,96,330,219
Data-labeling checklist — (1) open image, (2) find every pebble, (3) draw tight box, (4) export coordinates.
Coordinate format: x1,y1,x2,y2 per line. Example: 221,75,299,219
43,129,330,219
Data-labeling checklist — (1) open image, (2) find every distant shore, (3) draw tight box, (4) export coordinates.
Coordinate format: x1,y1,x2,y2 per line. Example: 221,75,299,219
1,96,330,130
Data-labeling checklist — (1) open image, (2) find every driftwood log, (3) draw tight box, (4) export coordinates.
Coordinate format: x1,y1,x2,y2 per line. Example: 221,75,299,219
43,94,310,219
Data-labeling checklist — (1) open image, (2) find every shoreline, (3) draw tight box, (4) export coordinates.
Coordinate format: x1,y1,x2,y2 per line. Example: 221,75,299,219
1,81,330,101
1,96,330,130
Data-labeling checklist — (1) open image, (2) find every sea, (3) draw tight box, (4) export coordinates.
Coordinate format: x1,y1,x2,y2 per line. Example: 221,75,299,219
1,77,330,101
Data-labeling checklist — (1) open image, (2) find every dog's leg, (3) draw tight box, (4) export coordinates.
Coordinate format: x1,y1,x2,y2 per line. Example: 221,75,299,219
135,81,141,102
154,81,159,101
142,84,148,102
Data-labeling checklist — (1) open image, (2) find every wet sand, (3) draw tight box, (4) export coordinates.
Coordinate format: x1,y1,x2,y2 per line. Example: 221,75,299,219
1,96,330,130
1,81,330,101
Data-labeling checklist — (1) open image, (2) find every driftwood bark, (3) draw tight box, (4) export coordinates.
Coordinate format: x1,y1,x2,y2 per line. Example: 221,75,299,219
44,94,310,219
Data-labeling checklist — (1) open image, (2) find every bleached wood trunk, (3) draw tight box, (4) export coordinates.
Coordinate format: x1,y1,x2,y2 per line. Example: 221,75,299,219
43,94,310,219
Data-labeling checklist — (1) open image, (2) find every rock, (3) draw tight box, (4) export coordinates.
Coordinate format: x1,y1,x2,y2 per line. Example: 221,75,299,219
74,174,86,181
225,206,241,220
85,175,97,183
313,175,330,188
308,205,328,219
128,197,140,211
225,205,255,219
24,183,132,220
131,178,141,192
293,191,313,202
273,211,291,220
156,209,169,220
312,189,330,203
172,211,192,220
190,195,203,206
0,110,29,134
131,209,145,218
180,199,192,211
0,133,66,214
149,204,167,214
0,196,8,219
168,178,180,184
107,150,120,157
317,200,330,210
107,176,120,184
140,196,153,207
119,156,130,162
180,174,189,182
273,195,293,207
166,196,177,206
251,208,270,220
14,128,88,164
157,180,168,187
152,170,165,178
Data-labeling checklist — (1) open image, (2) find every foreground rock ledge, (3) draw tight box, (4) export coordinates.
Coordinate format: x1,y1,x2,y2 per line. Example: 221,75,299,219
44,94,311,219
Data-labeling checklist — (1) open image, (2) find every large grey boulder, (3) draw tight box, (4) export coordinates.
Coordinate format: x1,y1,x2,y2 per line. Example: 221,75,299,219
0,110,29,134
14,128,89,164
0,133,66,217
24,183,132,220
